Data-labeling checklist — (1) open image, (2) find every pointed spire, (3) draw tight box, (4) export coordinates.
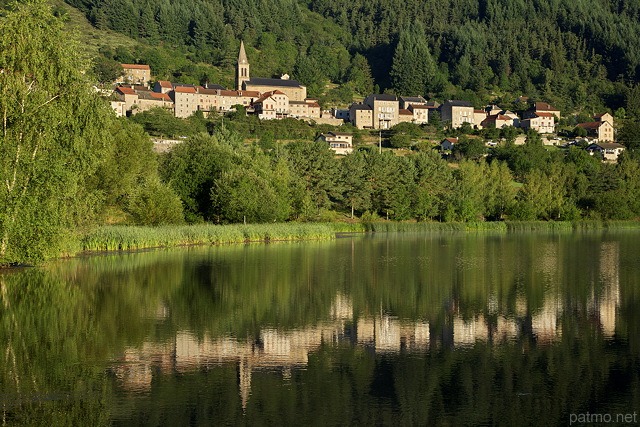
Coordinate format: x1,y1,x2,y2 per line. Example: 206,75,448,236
238,40,248,64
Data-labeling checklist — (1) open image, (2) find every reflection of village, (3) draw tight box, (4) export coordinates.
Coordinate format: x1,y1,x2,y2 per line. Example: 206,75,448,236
112,242,620,408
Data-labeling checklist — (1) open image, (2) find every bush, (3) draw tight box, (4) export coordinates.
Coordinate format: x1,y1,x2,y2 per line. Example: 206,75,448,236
126,180,185,225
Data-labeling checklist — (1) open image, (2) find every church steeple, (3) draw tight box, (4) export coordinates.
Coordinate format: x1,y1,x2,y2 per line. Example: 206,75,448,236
236,40,250,91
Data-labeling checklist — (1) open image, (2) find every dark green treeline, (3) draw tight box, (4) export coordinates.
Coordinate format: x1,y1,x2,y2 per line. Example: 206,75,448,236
70,0,640,112
160,129,640,224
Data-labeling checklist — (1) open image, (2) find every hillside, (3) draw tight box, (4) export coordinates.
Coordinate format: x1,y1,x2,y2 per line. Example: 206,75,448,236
52,0,138,59
64,0,640,115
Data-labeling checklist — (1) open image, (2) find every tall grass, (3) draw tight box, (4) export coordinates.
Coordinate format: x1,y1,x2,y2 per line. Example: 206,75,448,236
361,220,640,233
81,220,640,252
81,223,353,251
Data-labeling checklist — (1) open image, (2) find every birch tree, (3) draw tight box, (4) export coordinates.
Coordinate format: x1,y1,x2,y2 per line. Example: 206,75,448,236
0,0,113,263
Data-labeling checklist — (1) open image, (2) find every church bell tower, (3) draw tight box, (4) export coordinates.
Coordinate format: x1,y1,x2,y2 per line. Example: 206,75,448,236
236,40,250,91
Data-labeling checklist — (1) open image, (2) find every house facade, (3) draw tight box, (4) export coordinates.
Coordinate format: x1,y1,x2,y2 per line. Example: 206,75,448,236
586,142,625,161
409,105,430,124
365,94,400,129
172,86,198,118
317,132,353,155
440,100,474,128
520,112,555,134
578,121,615,142
289,101,321,119
349,104,374,129
253,91,290,120
117,64,151,85
481,114,514,129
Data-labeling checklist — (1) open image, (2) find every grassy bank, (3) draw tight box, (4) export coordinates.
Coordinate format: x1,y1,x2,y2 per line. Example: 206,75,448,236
81,222,364,251
361,220,640,232
81,220,640,252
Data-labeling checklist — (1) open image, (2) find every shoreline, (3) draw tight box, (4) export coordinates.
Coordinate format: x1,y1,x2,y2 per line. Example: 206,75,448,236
79,220,640,253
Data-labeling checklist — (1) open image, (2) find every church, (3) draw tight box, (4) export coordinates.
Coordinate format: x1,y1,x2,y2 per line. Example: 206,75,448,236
236,41,307,102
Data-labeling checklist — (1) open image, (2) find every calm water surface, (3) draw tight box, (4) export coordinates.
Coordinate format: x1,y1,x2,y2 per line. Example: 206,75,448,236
1,231,639,426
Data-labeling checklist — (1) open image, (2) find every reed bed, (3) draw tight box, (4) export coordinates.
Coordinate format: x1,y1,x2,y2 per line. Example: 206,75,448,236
361,220,640,233
81,220,640,252
81,223,346,252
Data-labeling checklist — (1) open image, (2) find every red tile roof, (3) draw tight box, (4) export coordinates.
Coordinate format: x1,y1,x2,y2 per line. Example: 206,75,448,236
483,114,512,121
157,80,172,88
219,90,241,97
174,86,197,93
399,109,412,115
150,92,171,100
534,102,559,112
533,112,554,118
198,88,219,95
116,86,137,95
577,122,603,130
121,64,150,70
237,91,260,97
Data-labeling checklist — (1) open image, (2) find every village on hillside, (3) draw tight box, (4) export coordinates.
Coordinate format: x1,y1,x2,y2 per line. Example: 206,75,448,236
107,41,625,161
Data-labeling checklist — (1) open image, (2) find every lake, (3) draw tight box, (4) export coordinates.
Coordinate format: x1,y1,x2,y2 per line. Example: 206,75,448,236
1,230,639,426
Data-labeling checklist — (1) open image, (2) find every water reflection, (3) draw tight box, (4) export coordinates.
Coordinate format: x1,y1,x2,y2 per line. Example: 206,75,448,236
108,232,623,411
1,231,637,426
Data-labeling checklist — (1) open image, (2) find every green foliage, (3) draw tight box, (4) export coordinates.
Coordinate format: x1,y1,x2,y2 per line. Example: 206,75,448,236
91,55,123,83
211,154,291,223
0,0,115,263
572,125,588,138
126,179,185,225
130,107,204,137
452,136,486,160
69,0,640,113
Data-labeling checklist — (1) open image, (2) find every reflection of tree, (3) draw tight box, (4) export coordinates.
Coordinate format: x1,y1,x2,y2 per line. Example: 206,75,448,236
1,231,639,424
0,272,111,425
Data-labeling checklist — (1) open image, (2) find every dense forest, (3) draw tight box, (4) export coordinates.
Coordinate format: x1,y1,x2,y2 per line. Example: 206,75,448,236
67,0,640,113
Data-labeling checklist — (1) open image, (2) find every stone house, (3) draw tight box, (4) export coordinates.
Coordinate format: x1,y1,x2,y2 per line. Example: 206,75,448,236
154,80,173,94
349,104,374,129
253,91,290,120
289,101,321,119
577,121,614,142
134,92,173,114
440,137,458,151
524,102,560,120
398,108,414,123
365,94,400,129
115,86,138,112
594,112,614,125
474,109,487,128
399,96,428,109
408,104,430,124
172,86,198,118
317,132,353,155
440,100,474,129
481,114,514,129
586,142,625,161
520,112,555,134
117,64,151,86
